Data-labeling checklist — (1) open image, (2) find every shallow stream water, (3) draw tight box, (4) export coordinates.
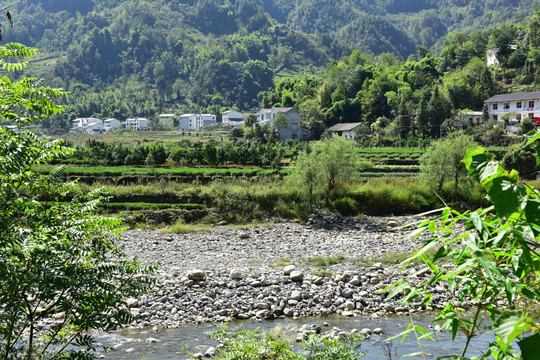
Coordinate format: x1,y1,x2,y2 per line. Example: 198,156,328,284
94,313,493,359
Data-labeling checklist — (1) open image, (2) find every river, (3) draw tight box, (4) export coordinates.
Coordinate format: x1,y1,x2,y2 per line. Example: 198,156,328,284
94,313,493,359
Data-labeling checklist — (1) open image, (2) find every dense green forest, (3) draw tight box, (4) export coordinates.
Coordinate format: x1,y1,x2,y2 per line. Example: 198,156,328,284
3,0,539,134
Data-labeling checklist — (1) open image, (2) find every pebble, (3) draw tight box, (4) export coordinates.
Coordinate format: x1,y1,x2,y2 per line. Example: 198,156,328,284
115,217,451,328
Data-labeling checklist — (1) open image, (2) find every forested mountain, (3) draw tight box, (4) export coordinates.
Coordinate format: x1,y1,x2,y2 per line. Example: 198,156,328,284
2,0,537,132
270,0,539,53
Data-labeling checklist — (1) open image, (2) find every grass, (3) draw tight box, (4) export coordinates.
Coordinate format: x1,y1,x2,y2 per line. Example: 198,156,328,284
229,222,274,230
35,164,278,176
302,254,347,268
354,147,425,153
162,221,212,234
58,130,229,146
101,202,205,210
275,258,293,267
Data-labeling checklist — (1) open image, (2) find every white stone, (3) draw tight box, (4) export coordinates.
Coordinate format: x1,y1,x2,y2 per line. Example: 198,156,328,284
283,265,296,275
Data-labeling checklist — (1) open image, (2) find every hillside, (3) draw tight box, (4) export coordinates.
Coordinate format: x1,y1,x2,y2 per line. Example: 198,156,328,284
2,0,537,132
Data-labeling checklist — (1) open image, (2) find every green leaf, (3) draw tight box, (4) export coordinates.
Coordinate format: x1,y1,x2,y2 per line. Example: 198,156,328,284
470,211,483,232
385,280,409,300
525,197,540,227
485,176,527,218
463,148,492,181
518,332,540,360
492,311,532,349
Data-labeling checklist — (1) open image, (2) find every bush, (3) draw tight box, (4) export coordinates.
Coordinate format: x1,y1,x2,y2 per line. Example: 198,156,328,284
207,323,365,360
0,43,156,359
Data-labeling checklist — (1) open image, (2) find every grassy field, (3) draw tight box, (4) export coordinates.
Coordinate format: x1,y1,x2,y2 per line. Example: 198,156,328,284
59,129,230,146
35,164,280,176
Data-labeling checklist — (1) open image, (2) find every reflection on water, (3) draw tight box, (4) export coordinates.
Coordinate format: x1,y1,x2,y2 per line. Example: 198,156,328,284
94,314,493,359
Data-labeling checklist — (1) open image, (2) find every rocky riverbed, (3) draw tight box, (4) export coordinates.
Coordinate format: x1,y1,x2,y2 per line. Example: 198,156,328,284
119,216,454,329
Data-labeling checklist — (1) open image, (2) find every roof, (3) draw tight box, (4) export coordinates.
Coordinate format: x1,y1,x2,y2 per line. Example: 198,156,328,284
104,118,119,122
273,107,297,113
329,122,362,132
223,110,241,114
179,113,196,117
485,91,540,103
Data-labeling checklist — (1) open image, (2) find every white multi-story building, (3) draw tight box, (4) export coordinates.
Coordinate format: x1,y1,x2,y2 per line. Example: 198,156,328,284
179,114,197,130
125,117,149,130
85,121,105,133
485,91,540,123
104,118,121,131
257,107,310,141
222,110,243,127
196,114,217,129
72,118,103,132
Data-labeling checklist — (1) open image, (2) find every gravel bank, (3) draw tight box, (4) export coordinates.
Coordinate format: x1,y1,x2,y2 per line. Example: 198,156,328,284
119,216,452,328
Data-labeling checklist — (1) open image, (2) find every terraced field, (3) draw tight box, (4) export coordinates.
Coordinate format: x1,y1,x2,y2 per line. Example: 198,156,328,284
41,147,428,223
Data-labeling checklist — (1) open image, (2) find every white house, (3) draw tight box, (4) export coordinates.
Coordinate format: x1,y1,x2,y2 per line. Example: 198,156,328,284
197,114,217,129
458,111,483,125
485,91,540,123
125,117,149,130
158,113,176,129
222,110,244,127
329,123,362,140
179,114,197,130
104,118,122,131
72,118,103,132
85,121,105,134
257,107,310,141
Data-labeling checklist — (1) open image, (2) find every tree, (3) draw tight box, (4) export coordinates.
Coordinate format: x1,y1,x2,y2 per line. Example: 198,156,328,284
371,116,390,146
419,133,477,198
287,137,364,206
244,113,258,128
0,43,156,359
272,112,290,141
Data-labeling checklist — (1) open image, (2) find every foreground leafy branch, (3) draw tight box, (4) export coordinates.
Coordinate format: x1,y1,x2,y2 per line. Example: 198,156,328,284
0,43,157,359
385,129,540,359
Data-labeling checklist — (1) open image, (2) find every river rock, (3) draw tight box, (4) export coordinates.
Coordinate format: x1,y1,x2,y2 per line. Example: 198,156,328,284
283,265,296,275
187,269,205,281
290,290,302,301
230,269,242,279
126,298,138,308
289,271,304,281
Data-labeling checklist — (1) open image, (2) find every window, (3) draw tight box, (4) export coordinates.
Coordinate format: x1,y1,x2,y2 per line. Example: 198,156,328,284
493,104,498,110
529,113,534,119
493,115,498,121
529,101,535,108
503,103,510,110
517,102,522,109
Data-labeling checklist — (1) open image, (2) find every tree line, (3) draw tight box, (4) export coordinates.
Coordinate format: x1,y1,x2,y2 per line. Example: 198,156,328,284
65,139,297,168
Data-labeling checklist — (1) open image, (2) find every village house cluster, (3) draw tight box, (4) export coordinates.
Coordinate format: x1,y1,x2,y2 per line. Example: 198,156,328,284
71,117,149,133
69,90,540,139
71,107,311,141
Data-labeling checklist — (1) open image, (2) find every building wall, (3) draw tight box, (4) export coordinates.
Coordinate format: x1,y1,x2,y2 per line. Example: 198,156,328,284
179,115,197,130
275,109,304,141
487,98,540,121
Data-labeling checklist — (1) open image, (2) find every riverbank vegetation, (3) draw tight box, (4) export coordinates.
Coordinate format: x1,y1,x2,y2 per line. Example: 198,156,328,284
206,323,364,360
386,131,540,358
